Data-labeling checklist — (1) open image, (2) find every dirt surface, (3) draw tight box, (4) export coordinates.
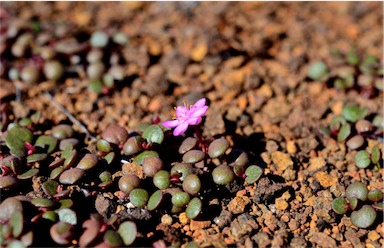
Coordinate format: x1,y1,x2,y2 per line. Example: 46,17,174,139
0,2,383,248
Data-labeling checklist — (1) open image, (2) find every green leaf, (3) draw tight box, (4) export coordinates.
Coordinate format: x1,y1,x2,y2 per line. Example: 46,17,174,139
371,145,380,165
355,150,371,169
133,150,159,165
346,49,359,65
330,115,346,131
147,190,163,211
307,61,328,81
5,126,33,157
99,171,112,183
245,165,263,184
103,230,123,247
186,197,202,220
89,79,103,94
59,199,74,209
61,144,77,169
142,125,164,144
337,123,351,142
57,208,77,225
6,240,24,248
31,198,55,208
129,188,149,208
42,211,58,222
351,205,377,228
26,153,47,163
208,137,230,159
342,105,368,123
118,221,137,246
42,180,59,196
10,211,23,238
104,152,115,165
35,135,58,154
17,168,39,179
332,198,348,215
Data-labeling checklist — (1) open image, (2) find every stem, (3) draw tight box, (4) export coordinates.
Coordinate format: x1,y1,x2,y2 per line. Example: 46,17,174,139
193,125,206,153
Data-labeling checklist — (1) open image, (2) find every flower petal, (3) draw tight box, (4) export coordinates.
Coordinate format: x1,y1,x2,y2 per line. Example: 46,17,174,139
191,106,208,118
162,120,180,128
173,122,189,136
187,117,201,125
193,98,206,108
176,106,188,118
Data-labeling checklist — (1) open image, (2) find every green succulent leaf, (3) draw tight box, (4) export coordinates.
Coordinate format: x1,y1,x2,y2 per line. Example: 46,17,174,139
330,115,346,132
103,230,123,247
346,49,359,65
147,190,163,211
99,171,112,183
104,152,116,164
371,145,380,165
355,150,371,169
332,197,348,215
31,198,55,208
245,165,263,184
307,61,328,81
61,144,77,169
142,124,164,144
6,240,24,248
337,123,351,142
35,135,58,154
129,188,149,208
89,79,103,94
342,105,368,123
0,175,18,189
26,153,47,163
58,208,77,225
368,188,383,202
118,221,137,246
42,210,58,222
17,168,39,179
5,126,33,157
182,149,205,163
346,181,368,201
133,150,159,165
186,197,202,220
208,137,230,159
59,199,74,209
42,180,59,196
10,211,23,238
351,205,377,228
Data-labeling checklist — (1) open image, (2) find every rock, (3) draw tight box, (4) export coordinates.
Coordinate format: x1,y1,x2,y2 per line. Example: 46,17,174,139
308,157,326,172
161,214,173,225
275,191,291,211
190,219,211,231
229,213,258,239
271,151,294,171
190,42,208,62
228,195,251,214
252,232,271,248
314,171,338,188
309,232,336,248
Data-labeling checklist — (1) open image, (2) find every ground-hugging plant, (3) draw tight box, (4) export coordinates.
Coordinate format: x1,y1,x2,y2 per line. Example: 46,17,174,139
332,181,383,229
321,104,383,170
308,50,383,97
0,97,263,247
1,12,129,96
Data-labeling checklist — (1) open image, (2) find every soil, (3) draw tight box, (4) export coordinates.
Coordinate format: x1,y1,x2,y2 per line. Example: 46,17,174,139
0,2,383,248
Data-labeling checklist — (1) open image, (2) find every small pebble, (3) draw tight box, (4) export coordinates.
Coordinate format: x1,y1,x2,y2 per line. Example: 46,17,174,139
161,214,173,225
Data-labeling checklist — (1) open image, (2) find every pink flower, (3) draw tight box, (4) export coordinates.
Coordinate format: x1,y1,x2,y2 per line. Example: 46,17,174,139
162,98,208,136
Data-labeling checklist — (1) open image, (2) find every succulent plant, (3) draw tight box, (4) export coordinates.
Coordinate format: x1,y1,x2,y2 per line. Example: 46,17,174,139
332,181,383,228
0,93,266,247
